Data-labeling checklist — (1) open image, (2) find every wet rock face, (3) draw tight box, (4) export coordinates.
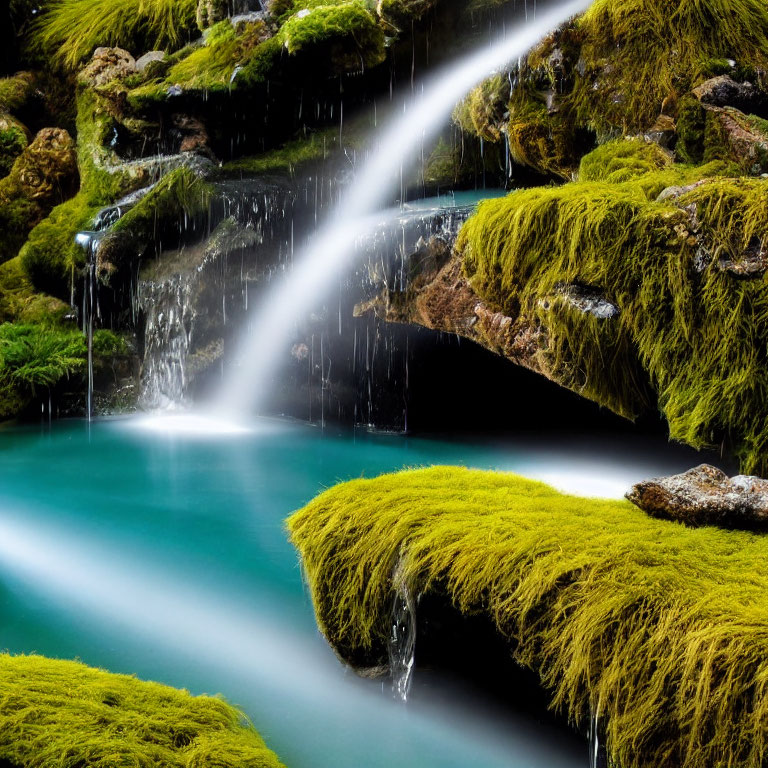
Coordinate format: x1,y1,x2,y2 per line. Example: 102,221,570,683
79,47,137,87
626,464,768,530
355,240,548,379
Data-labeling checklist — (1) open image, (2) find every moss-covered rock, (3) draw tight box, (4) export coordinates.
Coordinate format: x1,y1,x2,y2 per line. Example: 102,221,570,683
0,127,79,265
289,465,768,768
454,142,768,473
0,257,70,324
0,653,285,767
455,0,768,177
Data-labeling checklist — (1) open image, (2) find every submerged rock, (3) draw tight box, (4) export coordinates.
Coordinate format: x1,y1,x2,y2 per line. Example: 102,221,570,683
626,464,768,530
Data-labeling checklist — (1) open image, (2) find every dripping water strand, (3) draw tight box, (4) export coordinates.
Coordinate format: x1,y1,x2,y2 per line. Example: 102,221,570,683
388,556,417,702
589,704,609,768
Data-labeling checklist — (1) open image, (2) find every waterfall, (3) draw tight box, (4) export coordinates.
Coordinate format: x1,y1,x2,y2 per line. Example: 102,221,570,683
75,231,104,421
210,0,593,418
388,557,417,702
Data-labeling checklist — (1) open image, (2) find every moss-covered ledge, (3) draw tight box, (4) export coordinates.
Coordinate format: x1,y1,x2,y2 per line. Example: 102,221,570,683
289,466,768,768
0,654,284,768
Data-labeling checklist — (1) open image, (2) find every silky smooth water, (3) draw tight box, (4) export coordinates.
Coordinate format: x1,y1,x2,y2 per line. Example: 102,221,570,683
0,417,719,767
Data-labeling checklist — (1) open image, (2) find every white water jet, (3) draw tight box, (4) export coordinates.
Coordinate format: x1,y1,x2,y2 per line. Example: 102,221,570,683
211,0,592,417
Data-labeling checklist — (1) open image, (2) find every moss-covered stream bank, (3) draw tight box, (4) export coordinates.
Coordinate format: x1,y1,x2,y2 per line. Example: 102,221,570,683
0,415,720,768
291,465,768,768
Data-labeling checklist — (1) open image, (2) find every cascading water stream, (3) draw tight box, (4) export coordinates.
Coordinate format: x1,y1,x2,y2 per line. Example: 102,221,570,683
75,232,104,421
210,0,593,418
388,556,418,702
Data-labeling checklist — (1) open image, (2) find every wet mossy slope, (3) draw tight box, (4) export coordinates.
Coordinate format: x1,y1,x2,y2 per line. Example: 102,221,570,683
289,466,768,768
0,654,285,768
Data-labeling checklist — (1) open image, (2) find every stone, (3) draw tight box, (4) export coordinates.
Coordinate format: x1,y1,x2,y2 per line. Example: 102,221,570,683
6,127,77,203
79,47,137,87
547,283,619,319
626,463,768,530
706,106,768,174
197,0,229,30
692,75,756,110
135,51,167,72
717,236,768,277
645,113,676,148
172,114,212,156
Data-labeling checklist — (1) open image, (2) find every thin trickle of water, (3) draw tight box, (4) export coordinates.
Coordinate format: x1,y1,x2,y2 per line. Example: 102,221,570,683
589,705,609,768
210,0,592,418
388,557,417,702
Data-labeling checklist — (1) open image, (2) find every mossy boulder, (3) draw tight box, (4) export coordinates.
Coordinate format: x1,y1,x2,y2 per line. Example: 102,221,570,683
289,465,768,768
452,141,768,473
0,653,285,767
0,127,79,266
455,0,768,177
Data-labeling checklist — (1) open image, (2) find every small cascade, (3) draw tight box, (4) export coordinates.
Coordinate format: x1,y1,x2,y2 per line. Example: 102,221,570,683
589,705,609,768
388,558,417,702
138,276,195,410
74,232,104,420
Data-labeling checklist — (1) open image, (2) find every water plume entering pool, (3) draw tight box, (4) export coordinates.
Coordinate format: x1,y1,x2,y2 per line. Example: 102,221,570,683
210,0,592,418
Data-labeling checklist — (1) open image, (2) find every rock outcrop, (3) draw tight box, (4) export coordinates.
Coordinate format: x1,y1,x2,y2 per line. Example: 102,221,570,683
627,464,768,530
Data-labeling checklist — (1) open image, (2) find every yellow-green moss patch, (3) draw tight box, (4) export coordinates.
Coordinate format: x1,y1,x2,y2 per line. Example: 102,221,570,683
0,654,284,768
289,465,768,768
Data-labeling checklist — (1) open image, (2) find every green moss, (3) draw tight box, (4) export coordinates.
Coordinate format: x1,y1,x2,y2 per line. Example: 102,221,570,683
452,74,509,142
114,166,212,237
571,0,768,133
377,0,438,29
676,95,707,164
0,257,69,324
289,465,768,768
19,194,98,299
280,2,386,72
167,20,270,91
96,166,213,277
216,129,336,178
0,72,35,113
506,104,585,180
0,122,28,178
75,88,135,206
30,0,199,71
579,138,673,183
0,654,284,767
456,154,768,472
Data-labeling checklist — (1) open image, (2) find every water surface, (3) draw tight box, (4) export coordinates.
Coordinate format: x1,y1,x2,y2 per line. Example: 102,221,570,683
0,416,717,767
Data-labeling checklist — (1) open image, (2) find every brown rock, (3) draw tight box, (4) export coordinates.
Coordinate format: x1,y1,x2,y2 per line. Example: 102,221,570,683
692,75,756,110
4,127,77,203
354,243,547,378
79,47,137,87
707,106,768,174
172,114,212,156
626,463,768,530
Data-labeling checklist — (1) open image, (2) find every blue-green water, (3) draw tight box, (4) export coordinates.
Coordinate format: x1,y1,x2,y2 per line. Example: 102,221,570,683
0,415,716,767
